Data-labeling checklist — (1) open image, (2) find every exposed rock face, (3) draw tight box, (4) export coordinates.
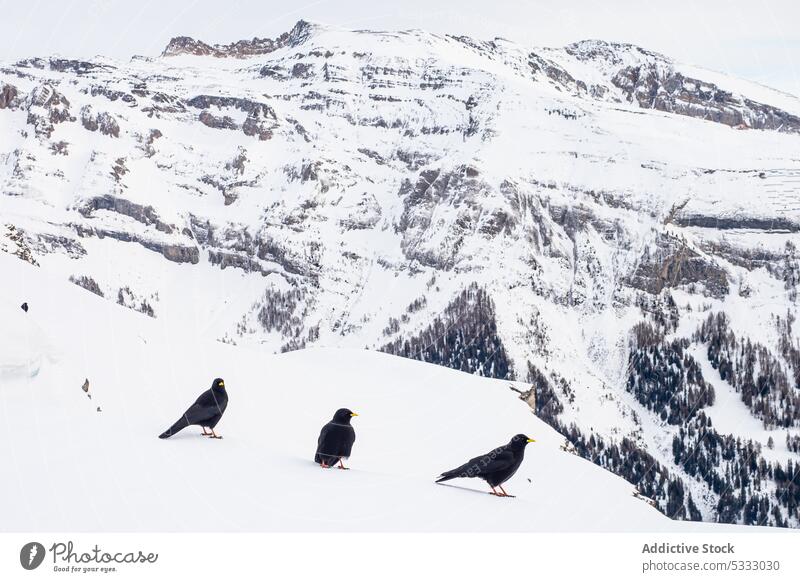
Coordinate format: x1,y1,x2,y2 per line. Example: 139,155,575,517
565,40,800,133
208,249,276,275
142,128,162,157
626,233,729,299
0,84,18,109
80,105,120,137
188,95,278,139
25,84,75,137
79,195,174,234
162,20,314,58
50,140,69,155
198,109,238,130
397,166,506,268
674,213,800,232
159,243,200,264
117,285,156,317
89,85,137,106
81,225,199,264
242,108,276,140
48,58,113,75
527,53,587,95
0,225,39,266
611,66,800,132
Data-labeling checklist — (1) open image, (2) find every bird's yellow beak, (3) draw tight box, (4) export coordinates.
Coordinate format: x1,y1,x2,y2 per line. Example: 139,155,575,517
219,381,225,387
350,412,359,417
527,438,535,443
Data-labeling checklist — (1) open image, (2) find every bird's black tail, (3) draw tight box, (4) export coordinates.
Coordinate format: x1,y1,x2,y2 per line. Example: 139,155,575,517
159,416,189,439
436,463,468,483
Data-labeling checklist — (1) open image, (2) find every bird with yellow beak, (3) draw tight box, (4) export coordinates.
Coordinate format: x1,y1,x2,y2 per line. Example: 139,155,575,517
315,408,358,469
436,434,535,497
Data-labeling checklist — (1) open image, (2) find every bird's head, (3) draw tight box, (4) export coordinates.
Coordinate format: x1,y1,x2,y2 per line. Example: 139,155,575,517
212,378,226,391
333,408,358,423
510,434,535,448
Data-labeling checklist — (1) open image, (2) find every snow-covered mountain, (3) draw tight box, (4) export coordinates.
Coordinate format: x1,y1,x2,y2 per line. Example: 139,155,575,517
1,20,799,528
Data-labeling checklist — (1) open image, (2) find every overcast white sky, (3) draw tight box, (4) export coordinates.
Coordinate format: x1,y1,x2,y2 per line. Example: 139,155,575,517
1,0,798,96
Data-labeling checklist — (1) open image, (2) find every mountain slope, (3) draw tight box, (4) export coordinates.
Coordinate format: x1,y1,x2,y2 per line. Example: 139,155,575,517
1,19,799,527
0,251,712,532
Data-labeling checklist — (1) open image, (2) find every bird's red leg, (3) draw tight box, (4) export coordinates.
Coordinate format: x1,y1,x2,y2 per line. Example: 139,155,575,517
338,459,349,470
490,485,500,496
320,461,329,468
201,427,210,436
208,428,223,439
498,485,514,498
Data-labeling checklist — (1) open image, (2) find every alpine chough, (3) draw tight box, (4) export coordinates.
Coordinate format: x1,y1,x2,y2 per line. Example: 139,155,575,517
315,408,358,469
436,434,535,496
158,378,228,439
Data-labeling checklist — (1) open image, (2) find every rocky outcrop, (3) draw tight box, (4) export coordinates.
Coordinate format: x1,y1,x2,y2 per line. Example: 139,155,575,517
159,243,199,264
48,59,112,75
208,250,281,276
28,232,86,259
0,224,39,266
76,224,199,264
162,20,314,58
117,286,156,317
626,233,729,298
674,213,800,232
188,95,278,139
80,195,174,234
242,108,276,140
565,40,800,133
80,105,120,137
612,65,800,133
528,53,587,95
198,110,238,130
89,85,137,106
0,84,18,109
397,165,507,268
187,216,308,277
141,129,162,157
26,84,75,137
226,147,247,175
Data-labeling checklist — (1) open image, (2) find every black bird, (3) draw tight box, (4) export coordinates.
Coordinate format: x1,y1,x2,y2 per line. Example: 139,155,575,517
158,378,228,439
315,408,358,469
21,302,28,312
436,434,535,497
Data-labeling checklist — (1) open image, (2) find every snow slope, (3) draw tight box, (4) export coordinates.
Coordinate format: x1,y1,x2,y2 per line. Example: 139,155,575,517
0,251,747,532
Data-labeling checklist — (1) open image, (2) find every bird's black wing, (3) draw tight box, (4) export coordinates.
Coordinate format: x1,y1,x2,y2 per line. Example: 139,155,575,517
181,389,221,425
315,422,335,462
465,448,516,476
340,425,356,458
437,447,516,481
182,403,217,425
316,422,331,451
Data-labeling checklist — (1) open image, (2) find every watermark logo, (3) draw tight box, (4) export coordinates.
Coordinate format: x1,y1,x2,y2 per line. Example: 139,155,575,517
20,542,46,570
